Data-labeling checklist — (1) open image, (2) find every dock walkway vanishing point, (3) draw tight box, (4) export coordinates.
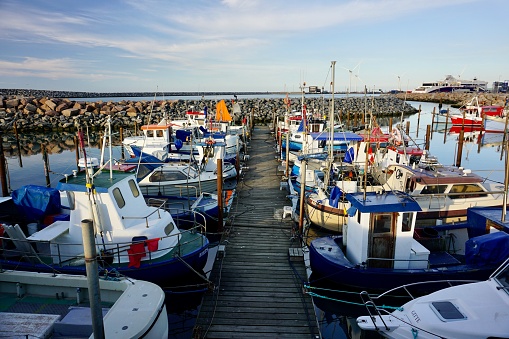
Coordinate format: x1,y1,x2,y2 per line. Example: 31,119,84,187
193,125,319,338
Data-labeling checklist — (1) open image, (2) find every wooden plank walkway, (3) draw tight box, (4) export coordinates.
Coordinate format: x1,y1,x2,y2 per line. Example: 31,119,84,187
193,126,319,339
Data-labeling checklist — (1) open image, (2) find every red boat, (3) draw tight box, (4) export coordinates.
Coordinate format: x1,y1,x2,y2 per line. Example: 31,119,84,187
450,96,505,126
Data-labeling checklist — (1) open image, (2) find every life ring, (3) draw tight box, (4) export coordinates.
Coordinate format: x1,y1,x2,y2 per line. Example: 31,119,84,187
205,139,215,145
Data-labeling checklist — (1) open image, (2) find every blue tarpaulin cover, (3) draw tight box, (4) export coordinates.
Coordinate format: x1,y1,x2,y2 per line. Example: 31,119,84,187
11,185,61,221
465,232,509,266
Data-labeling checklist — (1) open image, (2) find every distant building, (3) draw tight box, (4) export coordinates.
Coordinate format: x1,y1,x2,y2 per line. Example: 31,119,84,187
308,86,321,93
493,81,509,93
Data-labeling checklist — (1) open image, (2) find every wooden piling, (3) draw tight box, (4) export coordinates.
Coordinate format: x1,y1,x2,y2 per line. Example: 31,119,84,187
425,125,431,150
0,132,9,196
13,122,23,167
41,143,50,187
217,159,224,233
416,105,421,138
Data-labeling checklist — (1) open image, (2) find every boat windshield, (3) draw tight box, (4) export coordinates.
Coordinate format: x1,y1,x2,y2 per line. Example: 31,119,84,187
495,263,509,293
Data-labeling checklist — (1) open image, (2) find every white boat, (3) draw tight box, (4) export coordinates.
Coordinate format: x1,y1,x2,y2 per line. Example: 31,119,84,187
413,75,488,93
0,269,168,338
136,161,237,197
357,257,509,338
2,166,210,286
381,162,505,225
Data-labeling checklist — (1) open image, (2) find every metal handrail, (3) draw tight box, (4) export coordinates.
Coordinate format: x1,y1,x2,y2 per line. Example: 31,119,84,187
0,225,206,268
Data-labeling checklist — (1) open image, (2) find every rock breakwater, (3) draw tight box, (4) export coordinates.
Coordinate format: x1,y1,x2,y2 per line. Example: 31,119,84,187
0,92,417,132
396,92,509,107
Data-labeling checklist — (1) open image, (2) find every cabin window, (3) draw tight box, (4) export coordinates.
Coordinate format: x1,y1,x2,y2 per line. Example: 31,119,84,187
371,213,392,233
294,134,301,140
113,187,125,208
164,222,175,235
401,212,413,232
156,130,163,137
420,185,447,194
128,179,140,198
149,171,188,182
449,184,487,199
147,130,154,138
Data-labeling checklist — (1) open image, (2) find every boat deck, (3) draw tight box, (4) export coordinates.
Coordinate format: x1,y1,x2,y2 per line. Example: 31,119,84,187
193,126,318,338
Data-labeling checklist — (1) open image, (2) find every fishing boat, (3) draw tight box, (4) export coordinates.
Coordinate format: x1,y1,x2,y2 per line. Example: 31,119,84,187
0,269,168,338
449,96,506,127
357,256,509,338
381,162,505,224
0,167,210,287
308,191,509,293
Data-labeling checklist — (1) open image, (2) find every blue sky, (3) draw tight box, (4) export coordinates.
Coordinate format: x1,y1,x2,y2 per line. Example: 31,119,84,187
0,0,507,93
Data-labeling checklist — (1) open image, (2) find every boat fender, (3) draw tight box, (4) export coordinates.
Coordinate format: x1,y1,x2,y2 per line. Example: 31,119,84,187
342,224,347,247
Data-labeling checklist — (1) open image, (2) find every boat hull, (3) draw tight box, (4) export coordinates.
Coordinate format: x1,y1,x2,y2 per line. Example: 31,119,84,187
306,196,346,233
309,236,498,293
1,231,209,287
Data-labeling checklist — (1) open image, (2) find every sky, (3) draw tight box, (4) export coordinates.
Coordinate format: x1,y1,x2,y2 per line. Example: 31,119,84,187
0,0,507,93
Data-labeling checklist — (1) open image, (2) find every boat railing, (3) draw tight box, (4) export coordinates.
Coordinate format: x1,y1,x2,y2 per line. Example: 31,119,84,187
174,185,199,197
121,199,166,226
0,225,207,269
358,278,480,331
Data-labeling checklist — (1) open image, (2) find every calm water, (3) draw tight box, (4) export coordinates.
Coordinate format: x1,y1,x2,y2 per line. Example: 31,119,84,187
2,99,507,338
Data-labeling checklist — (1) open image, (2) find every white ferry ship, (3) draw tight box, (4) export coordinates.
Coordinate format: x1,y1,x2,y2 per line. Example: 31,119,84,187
413,75,488,93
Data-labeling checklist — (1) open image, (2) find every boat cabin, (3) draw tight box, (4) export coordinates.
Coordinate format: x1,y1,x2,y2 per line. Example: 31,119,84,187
345,191,426,270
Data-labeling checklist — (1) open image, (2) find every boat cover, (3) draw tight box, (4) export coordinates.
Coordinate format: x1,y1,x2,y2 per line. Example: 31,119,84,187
465,231,509,266
11,185,61,221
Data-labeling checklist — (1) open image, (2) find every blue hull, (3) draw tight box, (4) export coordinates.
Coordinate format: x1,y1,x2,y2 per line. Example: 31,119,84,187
309,236,499,293
1,232,209,287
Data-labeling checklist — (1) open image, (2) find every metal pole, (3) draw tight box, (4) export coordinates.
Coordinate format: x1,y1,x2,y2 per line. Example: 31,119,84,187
81,219,105,339
0,132,8,196
217,159,224,233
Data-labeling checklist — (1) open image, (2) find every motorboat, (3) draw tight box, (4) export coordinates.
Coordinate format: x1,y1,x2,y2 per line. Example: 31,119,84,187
308,192,509,293
357,257,509,338
0,269,168,338
1,168,210,286
449,96,505,127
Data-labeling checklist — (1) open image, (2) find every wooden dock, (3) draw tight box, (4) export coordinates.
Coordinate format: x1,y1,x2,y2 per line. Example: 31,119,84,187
193,126,319,338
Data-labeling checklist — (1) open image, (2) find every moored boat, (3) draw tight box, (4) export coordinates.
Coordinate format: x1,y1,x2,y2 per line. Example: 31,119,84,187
357,257,509,338
308,191,509,293
0,269,169,338
0,168,210,287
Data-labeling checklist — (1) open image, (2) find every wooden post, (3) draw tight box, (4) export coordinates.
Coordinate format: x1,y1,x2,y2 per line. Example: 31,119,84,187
431,107,436,134
298,160,307,235
235,139,240,183
389,117,393,133
416,105,421,138
456,130,464,167
0,132,9,196
285,131,290,177
13,121,23,167
119,127,125,160
477,114,485,153
217,159,224,233
250,107,254,131
41,143,51,187
443,109,450,144
425,125,431,151
406,121,410,136
74,136,80,172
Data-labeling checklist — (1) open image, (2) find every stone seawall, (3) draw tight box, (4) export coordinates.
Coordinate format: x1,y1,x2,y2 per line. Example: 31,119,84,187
396,92,509,107
0,94,418,132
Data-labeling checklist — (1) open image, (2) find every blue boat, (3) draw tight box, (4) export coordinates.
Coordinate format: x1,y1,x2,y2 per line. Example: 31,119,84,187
0,169,209,287
309,191,509,293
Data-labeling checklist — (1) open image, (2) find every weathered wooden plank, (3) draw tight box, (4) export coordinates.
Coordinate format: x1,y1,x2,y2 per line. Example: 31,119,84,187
193,126,318,339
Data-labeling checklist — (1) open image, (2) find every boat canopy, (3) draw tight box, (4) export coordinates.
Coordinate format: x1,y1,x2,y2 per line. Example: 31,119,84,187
310,132,363,141
346,191,421,213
